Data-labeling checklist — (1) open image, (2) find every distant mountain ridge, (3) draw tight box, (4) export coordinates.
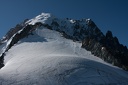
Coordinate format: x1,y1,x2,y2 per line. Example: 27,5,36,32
0,12,128,71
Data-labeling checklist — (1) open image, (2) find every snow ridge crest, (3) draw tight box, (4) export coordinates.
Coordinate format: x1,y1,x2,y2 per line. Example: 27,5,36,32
26,13,55,25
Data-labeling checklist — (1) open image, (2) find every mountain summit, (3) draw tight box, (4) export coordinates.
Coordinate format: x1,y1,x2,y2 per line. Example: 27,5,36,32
0,13,128,85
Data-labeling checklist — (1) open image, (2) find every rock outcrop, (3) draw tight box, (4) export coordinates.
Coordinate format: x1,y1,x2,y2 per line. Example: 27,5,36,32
82,24,128,71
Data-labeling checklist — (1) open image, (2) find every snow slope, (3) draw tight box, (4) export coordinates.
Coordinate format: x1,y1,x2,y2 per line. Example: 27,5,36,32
0,27,128,85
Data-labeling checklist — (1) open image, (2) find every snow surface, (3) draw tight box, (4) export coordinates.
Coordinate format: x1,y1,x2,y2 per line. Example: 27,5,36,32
26,13,55,25
0,27,128,85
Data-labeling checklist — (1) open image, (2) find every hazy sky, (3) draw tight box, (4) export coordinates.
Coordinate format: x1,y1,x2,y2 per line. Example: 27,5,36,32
0,0,128,47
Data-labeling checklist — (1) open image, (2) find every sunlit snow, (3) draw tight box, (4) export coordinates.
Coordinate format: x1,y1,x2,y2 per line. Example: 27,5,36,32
0,13,128,85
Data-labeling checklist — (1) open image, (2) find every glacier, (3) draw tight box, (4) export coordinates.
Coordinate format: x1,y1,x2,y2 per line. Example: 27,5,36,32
0,13,128,85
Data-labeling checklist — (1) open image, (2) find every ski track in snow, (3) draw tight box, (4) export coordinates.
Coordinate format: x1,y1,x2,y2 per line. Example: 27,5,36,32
0,26,128,84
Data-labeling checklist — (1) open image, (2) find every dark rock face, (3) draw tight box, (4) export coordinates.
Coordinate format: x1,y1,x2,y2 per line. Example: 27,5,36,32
82,28,128,71
0,53,5,67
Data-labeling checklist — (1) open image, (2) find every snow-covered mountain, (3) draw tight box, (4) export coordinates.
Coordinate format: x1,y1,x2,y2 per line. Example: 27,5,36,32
0,13,128,85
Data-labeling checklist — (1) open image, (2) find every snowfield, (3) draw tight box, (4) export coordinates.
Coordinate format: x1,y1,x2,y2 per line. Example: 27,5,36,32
0,27,128,85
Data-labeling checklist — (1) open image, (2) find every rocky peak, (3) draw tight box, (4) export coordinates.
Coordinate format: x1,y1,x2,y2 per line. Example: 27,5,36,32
86,18,96,28
106,30,113,39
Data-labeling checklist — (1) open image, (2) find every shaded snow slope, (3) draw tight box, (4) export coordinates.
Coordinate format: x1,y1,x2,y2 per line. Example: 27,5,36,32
0,28,128,85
